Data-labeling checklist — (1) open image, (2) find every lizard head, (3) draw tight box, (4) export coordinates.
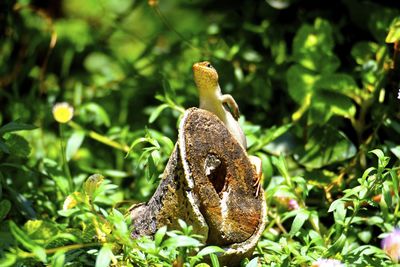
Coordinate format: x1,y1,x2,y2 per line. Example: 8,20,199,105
193,61,219,92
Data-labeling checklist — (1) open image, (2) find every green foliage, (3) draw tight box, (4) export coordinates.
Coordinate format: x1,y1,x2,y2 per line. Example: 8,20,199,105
1,0,400,266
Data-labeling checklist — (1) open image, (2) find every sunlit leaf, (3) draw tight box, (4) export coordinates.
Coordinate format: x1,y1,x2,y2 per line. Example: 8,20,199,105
245,257,259,267
24,220,59,243
286,65,319,103
292,18,339,73
162,235,202,248
197,246,224,257
66,130,85,161
0,253,17,267
386,17,400,43
95,244,113,267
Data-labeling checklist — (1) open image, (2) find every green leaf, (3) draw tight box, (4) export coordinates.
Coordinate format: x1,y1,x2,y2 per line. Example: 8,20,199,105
332,200,346,224
309,90,356,124
4,134,31,158
9,221,47,262
390,169,399,200
154,226,167,247
315,73,361,101
0,253,17,267
369,149,390,169
258,123,293,149
386,17,400,43
361,167,377,183
162,78,176,99
210,253,220,267
66,130,85,161
43,159,70,195
51,250,66,267
197,246,224,257
286,65,318,103
80,102,111,127
289,209,309,236
146,152,157,181
95,244,113,267
55,19,92,51
9,220,37,250
101,169,128,178
327,233,346,255
149,104,169,123
0,199,11,221
292,18,339,73
24,220,59,243
6,186,36,218
358,230,372,243
388,143,400,160
245,257,259,267
369,8,399,42
162,235,202,248
351,42,378,65
296,125,356,169
178,219,188,231
84,52,124,80
369,149,384,161
0,121,36,135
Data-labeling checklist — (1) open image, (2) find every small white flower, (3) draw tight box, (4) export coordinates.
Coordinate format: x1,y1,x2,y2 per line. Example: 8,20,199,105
311,258,344,267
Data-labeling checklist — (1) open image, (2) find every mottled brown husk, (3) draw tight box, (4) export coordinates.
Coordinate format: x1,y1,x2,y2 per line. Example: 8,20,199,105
130,108,267,266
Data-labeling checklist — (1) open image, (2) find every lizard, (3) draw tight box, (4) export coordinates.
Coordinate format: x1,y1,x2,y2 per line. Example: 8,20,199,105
192,61,262,196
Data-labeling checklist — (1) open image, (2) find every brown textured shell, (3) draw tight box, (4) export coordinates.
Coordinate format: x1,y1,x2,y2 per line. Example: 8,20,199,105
130,108,267,267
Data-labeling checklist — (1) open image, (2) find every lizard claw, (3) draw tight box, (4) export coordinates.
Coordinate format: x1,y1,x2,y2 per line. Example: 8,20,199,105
253,173,262,197
249,155,263,197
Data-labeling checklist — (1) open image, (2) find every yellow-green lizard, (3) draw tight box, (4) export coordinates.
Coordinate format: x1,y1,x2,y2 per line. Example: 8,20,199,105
192,61,262,195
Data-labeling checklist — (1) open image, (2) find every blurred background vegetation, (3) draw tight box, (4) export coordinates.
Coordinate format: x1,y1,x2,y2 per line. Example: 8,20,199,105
1,0,400,266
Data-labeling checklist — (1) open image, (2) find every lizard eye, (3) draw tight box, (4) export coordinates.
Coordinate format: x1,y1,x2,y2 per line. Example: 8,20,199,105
206,63,213,69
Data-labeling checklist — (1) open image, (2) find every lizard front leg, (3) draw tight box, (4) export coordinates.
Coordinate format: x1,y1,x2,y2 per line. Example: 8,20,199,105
220,94,240,120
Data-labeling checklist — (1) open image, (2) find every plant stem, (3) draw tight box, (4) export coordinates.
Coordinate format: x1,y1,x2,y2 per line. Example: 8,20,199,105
59,124,73,193
68,121,129,153
20,242,100,258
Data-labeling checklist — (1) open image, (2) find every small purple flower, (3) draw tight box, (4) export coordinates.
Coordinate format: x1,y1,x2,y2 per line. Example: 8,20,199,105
311,258,344,267
274,195,300,210
381,228,400,262
288,199,300,210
